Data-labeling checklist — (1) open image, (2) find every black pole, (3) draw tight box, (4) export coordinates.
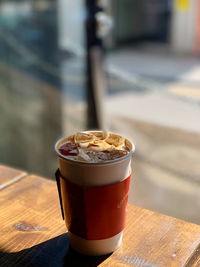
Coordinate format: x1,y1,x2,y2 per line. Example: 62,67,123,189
85,0,103,129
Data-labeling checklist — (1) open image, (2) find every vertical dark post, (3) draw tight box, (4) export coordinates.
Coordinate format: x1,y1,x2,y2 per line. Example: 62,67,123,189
85,0,103,129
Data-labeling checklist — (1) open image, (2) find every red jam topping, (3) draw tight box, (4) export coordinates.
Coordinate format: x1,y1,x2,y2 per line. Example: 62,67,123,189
87,143,100,148
123,146,130,152
59,141,78,156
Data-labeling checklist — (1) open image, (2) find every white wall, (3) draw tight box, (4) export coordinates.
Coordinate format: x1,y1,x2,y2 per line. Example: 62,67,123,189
170,0,198,53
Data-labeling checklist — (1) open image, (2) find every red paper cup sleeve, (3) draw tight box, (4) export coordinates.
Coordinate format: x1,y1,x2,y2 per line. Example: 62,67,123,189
60,174,131,240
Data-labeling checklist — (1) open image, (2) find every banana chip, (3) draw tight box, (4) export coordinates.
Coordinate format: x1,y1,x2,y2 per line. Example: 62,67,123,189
105,133,124,147
77,148,91,162
91,132,104,140
75,132,94,143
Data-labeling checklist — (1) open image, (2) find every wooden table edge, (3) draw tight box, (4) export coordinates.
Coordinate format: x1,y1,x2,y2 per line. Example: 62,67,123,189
1,166,200,266
0,164,28,191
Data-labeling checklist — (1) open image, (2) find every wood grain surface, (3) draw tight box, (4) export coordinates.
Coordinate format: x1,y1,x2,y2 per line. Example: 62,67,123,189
0,164,27,190
0,165,200,266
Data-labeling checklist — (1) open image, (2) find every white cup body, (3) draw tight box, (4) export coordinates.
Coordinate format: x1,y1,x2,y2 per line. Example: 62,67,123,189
55,132,134,255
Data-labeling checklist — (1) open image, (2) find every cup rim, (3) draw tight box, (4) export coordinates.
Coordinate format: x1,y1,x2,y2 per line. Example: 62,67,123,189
55,130,135,165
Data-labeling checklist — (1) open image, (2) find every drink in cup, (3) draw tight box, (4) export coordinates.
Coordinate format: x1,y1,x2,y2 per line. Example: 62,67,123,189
55,131,135,256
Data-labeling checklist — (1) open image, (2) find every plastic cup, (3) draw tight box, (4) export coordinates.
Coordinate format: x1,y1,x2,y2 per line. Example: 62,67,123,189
55,131,135,256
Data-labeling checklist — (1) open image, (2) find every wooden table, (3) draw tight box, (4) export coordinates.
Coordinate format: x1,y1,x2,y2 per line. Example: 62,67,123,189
0,164,200,267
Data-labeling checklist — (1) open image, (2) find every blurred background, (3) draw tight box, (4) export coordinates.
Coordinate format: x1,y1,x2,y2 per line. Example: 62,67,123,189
0,0,200,224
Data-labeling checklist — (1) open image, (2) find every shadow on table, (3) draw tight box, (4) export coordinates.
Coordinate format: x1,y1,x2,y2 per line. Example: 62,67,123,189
0,233,111,267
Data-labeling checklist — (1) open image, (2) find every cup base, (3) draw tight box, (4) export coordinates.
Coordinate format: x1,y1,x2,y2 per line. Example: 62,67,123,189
68,231,123,256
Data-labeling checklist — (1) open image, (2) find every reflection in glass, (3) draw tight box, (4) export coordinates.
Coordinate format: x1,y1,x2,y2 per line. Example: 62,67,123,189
0,0,87,178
